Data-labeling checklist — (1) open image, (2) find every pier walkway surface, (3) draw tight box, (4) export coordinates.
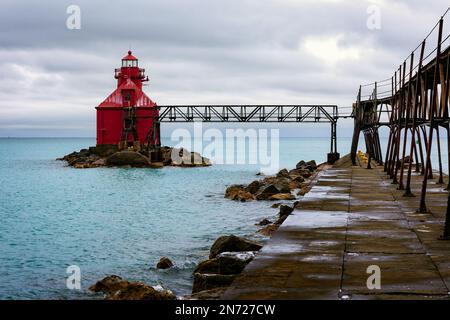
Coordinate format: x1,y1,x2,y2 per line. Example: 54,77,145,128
223,156,450,300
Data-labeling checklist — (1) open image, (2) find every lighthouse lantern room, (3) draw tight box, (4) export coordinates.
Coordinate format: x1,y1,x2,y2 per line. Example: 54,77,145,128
96,51,160,151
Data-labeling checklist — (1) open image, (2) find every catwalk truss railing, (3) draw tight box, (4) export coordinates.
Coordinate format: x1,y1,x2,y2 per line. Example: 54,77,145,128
350,7,450,238
155,105,340,156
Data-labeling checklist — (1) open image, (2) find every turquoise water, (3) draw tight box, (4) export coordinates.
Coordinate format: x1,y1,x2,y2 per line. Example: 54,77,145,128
0,137,351,299
0,136,446,299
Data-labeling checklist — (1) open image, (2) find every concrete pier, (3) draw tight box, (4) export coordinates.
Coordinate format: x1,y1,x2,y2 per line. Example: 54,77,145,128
223,156,450,300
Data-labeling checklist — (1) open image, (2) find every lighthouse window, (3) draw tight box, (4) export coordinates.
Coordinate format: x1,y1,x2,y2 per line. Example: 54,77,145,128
122,60,134,67
122,59,138,67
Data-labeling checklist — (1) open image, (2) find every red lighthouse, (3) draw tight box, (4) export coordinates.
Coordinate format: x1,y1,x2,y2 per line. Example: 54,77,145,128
96,51,160,150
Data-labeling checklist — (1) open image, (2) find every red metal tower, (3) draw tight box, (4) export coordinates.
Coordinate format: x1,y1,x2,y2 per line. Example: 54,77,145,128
96,51,160,150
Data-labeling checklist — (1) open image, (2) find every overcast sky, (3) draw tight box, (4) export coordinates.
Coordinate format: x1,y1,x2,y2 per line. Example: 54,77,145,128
0,0,448,137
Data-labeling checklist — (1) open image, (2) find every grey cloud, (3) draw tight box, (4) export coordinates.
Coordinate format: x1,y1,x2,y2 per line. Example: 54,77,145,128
0,0,448,137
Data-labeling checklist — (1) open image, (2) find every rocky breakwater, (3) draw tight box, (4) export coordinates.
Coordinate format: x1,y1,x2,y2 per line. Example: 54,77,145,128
189,235,263,299
224,159,323,237
224,160,318,202
58,145,211,169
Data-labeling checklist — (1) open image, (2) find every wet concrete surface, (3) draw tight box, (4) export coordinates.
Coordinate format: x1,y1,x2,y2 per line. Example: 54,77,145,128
222,156,450,300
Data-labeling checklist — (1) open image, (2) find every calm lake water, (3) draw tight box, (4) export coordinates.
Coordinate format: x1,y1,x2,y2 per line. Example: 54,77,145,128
0,136,446,299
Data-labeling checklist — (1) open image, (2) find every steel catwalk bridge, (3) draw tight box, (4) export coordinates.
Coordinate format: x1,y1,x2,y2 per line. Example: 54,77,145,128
154,105,344,158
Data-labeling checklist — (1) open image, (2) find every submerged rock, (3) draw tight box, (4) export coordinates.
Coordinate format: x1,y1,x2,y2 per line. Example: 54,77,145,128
269,193,295,201
89,275,176,300
258,224,279,237
258,205,294,236
256,218,272,226
156,257,174,269
209,235,262,259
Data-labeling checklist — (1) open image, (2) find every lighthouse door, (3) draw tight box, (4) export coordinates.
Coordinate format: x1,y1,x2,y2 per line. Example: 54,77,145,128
119,89,139,149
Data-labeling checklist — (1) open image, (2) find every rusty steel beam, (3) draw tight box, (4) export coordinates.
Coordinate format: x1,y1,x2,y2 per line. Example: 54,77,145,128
351,9,450,238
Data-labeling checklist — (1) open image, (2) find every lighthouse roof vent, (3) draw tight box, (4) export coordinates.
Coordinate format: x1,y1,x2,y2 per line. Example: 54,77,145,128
122,50,137,61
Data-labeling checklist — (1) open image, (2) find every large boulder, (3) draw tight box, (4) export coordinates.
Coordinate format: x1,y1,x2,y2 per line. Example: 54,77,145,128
279,205,294,217
225,185,245,199
171,148,210,167
306,160,317,170
106,151,150,167
195,252,255,275
276,169,289,178
295,160,317,172
160,146,173,165
225,185,255,201
256,185,280,200
273,178,292,193
288,180,302,190
194,258,220,275
299,160,318,172
192,273,237,294
92,158,106,167
276,205,294,224
300,170,313,178
235,191,256,202
245,180,264,194
289,168,312,178
89,275,128,294
295,160,306,169
89,145,118,157
209,235,262,259
89,275,176,300
216,252,255,274
292,176,306,183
